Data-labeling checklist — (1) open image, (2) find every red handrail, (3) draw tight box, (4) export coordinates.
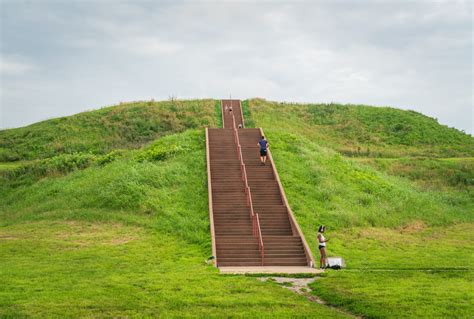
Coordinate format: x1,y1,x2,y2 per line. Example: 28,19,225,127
231,113,264,265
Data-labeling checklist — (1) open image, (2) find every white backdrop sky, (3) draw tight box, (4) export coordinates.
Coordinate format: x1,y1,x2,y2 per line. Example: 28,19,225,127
1,0,472,133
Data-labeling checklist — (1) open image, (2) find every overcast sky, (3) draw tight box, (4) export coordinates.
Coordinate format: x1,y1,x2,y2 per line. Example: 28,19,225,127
1,0,472,134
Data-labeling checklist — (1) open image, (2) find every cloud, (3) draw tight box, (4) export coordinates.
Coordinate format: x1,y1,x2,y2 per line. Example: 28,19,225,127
0,1,472,134
118,36,183,56
0,56,34,75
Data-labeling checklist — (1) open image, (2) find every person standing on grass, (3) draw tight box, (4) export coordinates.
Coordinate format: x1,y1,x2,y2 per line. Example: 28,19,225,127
317,225,329,269
258,136,269,165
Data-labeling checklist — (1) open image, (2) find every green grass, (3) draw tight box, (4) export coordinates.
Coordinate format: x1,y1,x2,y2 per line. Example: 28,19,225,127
313,270,472,319
214,100,223,128
326,223,473,270
241,100,256,128
260,128,473,230
0,221,347,318
245,98,473,228
0,162,24,171
0,99,217,161
1,130,211,247
354,157,474,191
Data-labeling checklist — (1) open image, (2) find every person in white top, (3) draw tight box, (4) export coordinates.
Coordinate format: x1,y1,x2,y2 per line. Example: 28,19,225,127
317,225,329,269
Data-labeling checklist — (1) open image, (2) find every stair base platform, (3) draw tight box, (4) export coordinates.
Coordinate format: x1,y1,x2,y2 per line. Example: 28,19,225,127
219,266,323,275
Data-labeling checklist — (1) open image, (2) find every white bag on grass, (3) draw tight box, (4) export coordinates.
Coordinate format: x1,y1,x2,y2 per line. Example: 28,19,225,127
327,257,345,269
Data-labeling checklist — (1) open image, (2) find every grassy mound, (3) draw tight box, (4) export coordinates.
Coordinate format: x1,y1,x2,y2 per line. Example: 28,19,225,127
2,98,473,317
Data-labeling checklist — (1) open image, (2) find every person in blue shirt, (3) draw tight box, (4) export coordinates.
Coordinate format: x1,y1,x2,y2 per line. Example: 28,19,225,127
258,136,269,165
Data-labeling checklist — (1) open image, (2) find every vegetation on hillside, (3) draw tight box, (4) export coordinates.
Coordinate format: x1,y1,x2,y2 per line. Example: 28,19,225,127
247,98,474,158
1,130,210,246
0,99,217,162
355,157,474,191
258,127,472,229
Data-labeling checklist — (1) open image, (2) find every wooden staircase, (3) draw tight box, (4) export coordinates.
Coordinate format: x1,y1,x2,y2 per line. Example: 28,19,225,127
207,100,314,268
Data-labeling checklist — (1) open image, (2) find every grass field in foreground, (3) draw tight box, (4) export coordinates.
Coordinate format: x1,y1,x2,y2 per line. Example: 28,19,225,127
0,221,347,318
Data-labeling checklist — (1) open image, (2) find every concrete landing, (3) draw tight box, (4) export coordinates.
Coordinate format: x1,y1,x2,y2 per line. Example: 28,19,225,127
219,266,323,275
